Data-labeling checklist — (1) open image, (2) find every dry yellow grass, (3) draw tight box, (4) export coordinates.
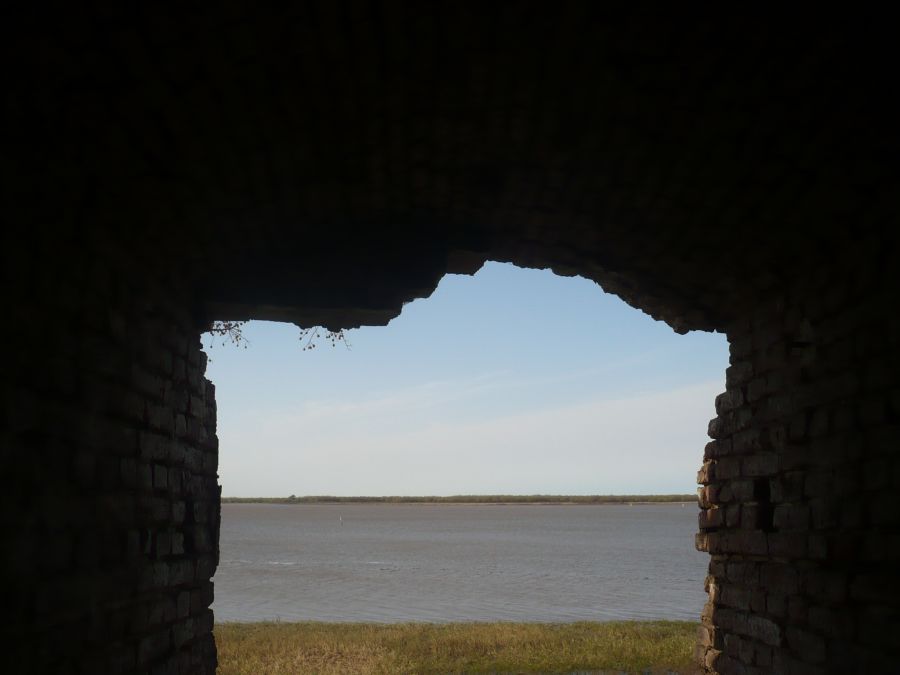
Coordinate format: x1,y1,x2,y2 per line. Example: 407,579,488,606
215,620,698,674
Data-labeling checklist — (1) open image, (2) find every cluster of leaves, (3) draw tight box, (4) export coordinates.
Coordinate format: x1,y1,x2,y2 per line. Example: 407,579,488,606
205,321,350,351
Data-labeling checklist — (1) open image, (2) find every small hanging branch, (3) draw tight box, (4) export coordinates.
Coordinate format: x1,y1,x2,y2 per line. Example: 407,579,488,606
204,321,351,351
298,326,351,351
206,320,249,348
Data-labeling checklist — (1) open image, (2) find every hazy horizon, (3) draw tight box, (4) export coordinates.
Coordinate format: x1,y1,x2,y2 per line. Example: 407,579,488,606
220,493,698,499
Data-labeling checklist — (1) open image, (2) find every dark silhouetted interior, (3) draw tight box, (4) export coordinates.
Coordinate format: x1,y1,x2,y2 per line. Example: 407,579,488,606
5,6,897,674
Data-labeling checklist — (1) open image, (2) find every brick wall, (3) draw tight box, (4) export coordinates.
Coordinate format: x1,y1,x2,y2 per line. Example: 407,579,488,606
696,273,898,673
4,243,220,674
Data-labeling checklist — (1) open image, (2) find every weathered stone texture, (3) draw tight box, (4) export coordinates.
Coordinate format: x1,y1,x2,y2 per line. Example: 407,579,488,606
4,243,219,674
696,269,898,673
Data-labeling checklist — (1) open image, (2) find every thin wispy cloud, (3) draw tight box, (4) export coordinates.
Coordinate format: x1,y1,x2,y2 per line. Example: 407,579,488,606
220,379,721,496
230,370,513,427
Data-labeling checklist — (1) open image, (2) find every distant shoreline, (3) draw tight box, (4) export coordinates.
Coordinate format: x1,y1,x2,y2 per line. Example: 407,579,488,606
221,494,697,505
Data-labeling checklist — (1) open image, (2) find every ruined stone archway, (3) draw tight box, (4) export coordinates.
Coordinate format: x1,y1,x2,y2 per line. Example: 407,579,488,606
6,6,897,673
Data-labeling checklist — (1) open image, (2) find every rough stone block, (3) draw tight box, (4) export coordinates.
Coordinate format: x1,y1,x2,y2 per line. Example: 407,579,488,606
140,432,170,461
746,614,782,646
699,507,722,530
732,428,762,454
708,416,727,440
727,561,759,586
169,559,195,586
768,532,807,559
704,647,723,672
773,503,810,531
726,362,753,388
721,585,751,611
743,452,779,476
716,456,742,480
147,404,175,434
740,503,762,530
730,479,755,502
730,531,768,556
172,618,195,648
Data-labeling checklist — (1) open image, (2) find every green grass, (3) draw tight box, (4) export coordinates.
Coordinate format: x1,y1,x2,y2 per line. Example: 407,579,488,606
215,620,699,674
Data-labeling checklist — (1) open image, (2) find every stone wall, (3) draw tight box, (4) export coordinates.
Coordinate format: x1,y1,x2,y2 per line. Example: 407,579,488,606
696,262,898,673
6,6,897,674
4,242,220,674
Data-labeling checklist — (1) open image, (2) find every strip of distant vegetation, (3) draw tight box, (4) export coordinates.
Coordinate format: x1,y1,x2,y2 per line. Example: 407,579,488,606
221,494,697,504
215,620,698,674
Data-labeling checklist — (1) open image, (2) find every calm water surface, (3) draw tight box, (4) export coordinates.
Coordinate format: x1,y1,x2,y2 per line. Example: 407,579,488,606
214,503,707,623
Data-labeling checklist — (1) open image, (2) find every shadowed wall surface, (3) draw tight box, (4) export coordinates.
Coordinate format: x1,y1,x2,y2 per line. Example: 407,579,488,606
4,5,897,673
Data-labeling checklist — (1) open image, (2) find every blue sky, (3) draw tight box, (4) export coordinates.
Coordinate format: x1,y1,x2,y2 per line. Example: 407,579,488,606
204,262,729,496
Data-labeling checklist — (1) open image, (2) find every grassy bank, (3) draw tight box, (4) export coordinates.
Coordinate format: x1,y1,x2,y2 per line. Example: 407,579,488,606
215,621,698,674
222,494,697,505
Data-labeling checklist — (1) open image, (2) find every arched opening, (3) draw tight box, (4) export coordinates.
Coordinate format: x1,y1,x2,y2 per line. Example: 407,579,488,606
205,263,728,669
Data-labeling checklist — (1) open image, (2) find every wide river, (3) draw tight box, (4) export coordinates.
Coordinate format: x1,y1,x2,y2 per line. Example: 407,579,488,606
214,503,707,623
